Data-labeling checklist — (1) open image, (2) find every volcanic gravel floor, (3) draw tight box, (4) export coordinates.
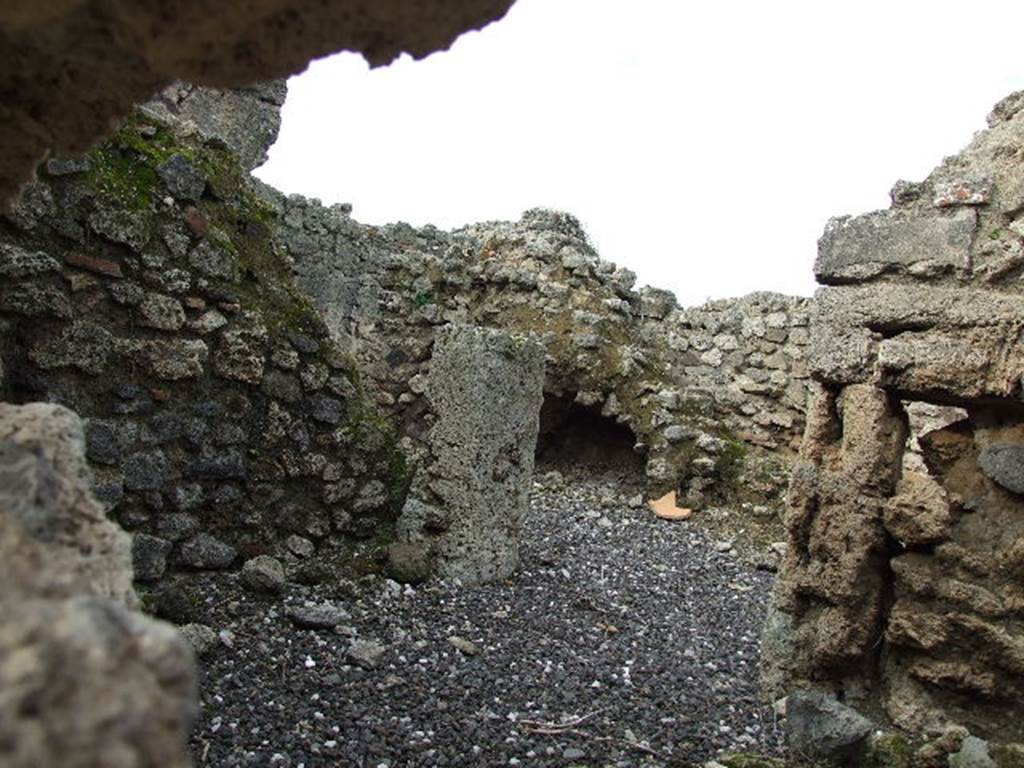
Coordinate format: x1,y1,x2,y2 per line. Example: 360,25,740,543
187,474,785,767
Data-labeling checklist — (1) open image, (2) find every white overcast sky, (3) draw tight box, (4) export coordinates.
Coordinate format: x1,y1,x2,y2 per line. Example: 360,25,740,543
257,0,1024,306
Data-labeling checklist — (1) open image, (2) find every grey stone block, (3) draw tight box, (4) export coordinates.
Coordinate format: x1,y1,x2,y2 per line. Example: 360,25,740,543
157,154,205,202
286,602,349,629
785,690,873,761
386,542,432,584
157,512,200,542
979,444,1024,495
240,555,286,594
309,394,344,425
815,208,975,284
132,533,173,581
123,450,169,491
180,533,236,570
85,418,137,465
949,736,996,768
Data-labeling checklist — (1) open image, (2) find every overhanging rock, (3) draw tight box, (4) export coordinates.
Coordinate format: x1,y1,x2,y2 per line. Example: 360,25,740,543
0,0,516,208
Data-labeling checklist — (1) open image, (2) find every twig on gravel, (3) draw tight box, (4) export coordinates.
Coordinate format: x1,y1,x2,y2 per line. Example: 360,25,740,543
519,709,604,733
523,725,662,758
519,711,663,758
582,733,662,758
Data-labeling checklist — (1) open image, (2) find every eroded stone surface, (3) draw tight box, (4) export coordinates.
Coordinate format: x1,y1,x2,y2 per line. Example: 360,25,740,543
816,208,976,284
149,82,287,172
768,90,1024,745
0,596,196,768
0,403,195,768
398,324,545,584
0,402,137,604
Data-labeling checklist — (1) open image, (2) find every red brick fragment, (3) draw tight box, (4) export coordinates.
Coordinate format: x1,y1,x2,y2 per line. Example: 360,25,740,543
183,207,209,236
64,251,123,278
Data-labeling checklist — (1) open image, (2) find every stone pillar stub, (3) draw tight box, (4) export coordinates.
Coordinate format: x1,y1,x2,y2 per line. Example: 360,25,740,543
764,383,906,699
399,324,545,585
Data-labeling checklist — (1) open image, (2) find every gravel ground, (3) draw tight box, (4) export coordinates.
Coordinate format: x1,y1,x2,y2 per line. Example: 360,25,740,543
185,472,786,767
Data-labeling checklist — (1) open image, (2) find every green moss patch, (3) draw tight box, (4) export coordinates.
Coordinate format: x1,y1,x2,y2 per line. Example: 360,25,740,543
715,438,748,485
994,744,1024,768
81,115,193,211
717,754,796,768
865,733,914,768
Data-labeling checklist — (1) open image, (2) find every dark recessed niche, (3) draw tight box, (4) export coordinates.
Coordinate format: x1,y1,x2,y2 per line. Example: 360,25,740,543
534,393,644,479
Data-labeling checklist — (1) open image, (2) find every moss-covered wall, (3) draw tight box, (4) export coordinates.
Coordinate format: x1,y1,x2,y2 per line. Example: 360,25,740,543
0,108,408,581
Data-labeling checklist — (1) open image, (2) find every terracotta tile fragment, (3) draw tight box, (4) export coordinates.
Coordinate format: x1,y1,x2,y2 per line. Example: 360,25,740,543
648,490,693,521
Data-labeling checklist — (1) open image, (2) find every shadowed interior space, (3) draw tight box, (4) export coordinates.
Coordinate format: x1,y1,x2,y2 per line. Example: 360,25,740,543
534,393,645,482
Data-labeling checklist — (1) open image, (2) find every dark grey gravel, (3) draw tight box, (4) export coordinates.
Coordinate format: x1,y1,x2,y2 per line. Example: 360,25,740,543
286,602,351,629
186,473,785,767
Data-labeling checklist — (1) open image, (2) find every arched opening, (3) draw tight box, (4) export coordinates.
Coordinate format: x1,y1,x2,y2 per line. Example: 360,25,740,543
533,392,645,483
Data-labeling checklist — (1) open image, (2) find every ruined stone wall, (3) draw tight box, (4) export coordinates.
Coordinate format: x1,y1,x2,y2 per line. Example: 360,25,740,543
0,104,408,583
0,5,544,765
0,76,816,593
766,92,1024,744
275,199,812,506
674,293,811,449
